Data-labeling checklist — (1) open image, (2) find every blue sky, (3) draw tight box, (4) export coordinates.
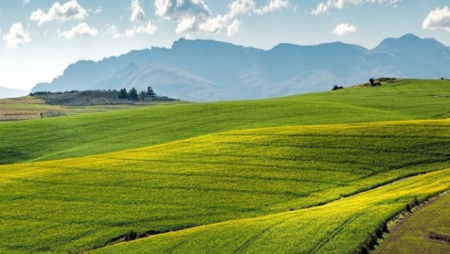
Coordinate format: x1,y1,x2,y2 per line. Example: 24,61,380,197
1,0,450,91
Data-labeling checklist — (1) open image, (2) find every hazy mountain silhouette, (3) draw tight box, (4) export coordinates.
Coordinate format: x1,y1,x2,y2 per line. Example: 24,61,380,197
32,34,450,102
0,87,28,99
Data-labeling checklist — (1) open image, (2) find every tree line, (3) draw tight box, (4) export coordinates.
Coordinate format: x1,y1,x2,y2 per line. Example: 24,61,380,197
118,87,156,101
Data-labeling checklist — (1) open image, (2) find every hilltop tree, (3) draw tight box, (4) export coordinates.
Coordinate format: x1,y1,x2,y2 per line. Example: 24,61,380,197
128,87,139,101
147,86,156,97
118,88,128,99
139,91,146,100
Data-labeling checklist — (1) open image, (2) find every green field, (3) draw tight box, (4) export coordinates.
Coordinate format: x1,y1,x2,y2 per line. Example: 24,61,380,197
94,168,450,254
0,95,186,122
374,192,450,254
1,79,450,253
2,79,450,165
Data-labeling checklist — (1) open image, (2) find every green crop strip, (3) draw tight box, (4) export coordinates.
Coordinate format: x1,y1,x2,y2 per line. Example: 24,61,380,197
1,118,450,253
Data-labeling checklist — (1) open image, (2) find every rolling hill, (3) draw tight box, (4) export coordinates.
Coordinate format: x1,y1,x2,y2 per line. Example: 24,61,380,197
1,79,450,253
4,79,450,165
1,119,450,253
31,34,450,101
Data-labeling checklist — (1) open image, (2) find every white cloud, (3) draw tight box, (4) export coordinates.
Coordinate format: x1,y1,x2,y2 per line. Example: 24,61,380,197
154,0,291,35
106,24,123,39
154,0,220,34
155,0,211,22
332,23,357,36
94,7,102,14
227,0,290,16
254,0,290,15
30,0,88,26
3,23,32,48
227,19,241,36
60,23,98,39
422,6,450,32
228,0,256,17
125,29,135,37
198,16,228,34
117,21,158,38
130,0,145,22
23,0,30,5
311,0,402,15
134,21,158,35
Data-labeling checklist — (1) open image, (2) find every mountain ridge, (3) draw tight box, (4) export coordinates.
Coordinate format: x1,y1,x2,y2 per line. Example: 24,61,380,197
32,34,450,102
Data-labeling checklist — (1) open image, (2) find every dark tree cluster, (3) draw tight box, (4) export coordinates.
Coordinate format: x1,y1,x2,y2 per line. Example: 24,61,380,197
332,85,344,91
128,88,139,101
117,86,159,101
30,90,80,96
147,86,156,97
377,77,396,82
369,78,382,87
118,88,128,99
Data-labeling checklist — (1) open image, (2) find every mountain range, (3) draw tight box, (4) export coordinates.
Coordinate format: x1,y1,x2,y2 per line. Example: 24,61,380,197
32,34,450,102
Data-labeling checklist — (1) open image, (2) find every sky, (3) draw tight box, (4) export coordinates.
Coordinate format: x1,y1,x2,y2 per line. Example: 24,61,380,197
1,0,450,92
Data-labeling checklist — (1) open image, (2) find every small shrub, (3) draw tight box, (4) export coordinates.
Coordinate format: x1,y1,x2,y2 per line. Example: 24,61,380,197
332,85,344,91
376,227,383,238
412,197,419,207
125,230,138,241
382,222,389,233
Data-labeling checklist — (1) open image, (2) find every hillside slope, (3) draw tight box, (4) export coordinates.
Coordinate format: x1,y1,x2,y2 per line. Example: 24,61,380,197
2,79,450,165
94,168,450,254
374,193,450,254
1,119,450,253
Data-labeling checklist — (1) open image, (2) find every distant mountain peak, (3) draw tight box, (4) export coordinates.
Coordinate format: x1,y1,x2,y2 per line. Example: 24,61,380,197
373,34,425,53
31,35,450,101
373,33,448,52
399,33,421,40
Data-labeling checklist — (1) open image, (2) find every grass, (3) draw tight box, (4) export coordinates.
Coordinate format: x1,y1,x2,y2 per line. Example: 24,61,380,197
2,79,450,253
1,119,450,253
0,95,186,121
1,79,450,164
93,167,450,254
374,193,450,254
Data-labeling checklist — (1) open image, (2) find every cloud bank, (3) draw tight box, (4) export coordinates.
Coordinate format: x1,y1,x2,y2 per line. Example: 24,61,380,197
3,23,32,48
422,6,450,32
30,0,88,26
130,0,145,22
154,0,290,36
312,0,402,15
60,23,98,39
126,21,158,37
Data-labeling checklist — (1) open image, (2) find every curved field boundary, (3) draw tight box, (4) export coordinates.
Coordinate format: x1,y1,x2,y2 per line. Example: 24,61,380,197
374,192,450,254
93,168,450,253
